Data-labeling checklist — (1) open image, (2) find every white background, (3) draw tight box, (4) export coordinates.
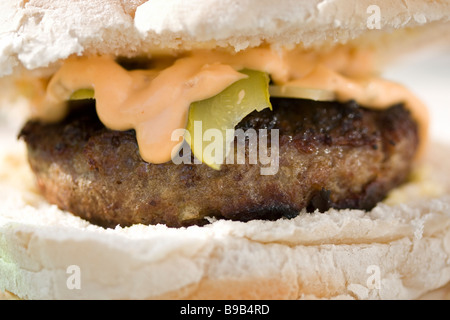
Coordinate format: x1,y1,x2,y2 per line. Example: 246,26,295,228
383,41,450,145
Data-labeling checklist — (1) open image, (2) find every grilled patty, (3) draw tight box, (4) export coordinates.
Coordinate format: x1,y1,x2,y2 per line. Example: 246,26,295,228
20,98,419,228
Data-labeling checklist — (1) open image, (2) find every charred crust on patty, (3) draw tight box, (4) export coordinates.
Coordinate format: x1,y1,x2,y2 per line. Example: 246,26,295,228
20,98,419,228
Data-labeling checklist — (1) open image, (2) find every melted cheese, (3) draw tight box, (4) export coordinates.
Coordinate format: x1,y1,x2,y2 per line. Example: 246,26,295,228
33,46,428,164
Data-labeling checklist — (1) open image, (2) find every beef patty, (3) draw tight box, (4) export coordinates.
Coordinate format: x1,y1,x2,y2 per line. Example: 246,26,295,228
19,98,419,228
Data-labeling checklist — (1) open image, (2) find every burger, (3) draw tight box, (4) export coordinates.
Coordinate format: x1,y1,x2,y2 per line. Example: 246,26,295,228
1,0,450,300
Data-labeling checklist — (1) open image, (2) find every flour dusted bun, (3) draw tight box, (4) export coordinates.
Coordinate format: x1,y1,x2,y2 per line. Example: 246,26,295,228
1,0,450,77
2,0,450,300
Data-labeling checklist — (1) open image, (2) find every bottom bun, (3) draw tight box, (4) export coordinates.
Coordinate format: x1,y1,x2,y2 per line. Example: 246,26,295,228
1,109,450,299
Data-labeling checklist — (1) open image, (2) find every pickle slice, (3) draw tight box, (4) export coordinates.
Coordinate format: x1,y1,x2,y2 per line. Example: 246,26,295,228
69,89,95,100
269,85,335,101
186,69,272,169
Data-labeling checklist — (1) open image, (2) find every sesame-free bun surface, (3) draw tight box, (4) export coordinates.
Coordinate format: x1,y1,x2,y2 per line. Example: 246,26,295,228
1,0,449,77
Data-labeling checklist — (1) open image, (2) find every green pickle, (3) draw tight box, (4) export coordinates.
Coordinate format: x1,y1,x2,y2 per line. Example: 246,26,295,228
186,69,272,170
69,89,95,100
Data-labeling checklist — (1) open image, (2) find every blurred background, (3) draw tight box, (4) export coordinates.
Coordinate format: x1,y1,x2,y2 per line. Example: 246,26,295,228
384,39,450,145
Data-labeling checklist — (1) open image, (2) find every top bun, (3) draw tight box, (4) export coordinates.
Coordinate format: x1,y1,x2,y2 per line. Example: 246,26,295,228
1,0,449,77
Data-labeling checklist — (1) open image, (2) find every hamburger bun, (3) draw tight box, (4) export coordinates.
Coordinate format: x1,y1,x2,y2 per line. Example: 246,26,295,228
1,0,450,300
1,0,450,77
